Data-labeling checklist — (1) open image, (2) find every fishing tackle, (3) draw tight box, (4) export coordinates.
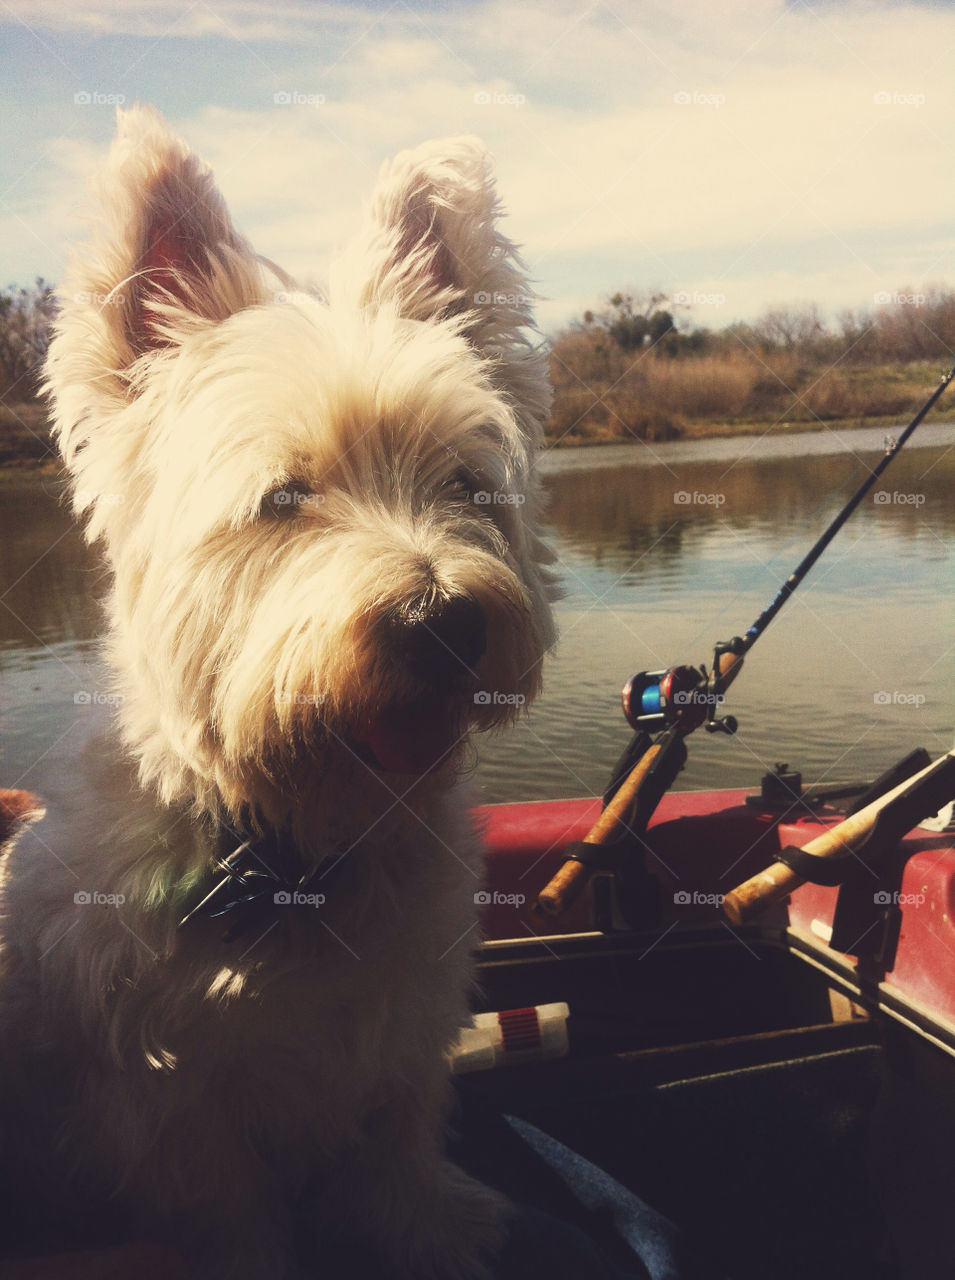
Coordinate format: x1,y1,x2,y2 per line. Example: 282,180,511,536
538,365,955,919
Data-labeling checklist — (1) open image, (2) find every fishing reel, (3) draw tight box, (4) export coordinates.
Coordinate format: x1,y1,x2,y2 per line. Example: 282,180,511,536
621,641,742,736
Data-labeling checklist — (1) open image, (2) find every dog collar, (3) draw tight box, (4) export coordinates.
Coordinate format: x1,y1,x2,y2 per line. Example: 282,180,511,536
178,824,340,942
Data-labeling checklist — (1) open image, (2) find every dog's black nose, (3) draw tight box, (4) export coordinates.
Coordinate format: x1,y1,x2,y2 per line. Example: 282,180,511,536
387,595,487,679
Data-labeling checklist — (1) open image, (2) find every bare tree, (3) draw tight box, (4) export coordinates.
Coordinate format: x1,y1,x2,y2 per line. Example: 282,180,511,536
0,279,57,398
753,303,825,351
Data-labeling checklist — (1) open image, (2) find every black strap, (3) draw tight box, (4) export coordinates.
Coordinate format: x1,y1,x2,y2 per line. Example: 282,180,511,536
561,841,620,872
780,754,955,890
179,824,341,941
773,843,853,886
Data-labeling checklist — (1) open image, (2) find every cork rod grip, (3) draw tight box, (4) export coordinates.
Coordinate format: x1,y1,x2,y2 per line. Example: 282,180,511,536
715,649,744,693
536,742,665,918
722,752,951,925
536,652,744,920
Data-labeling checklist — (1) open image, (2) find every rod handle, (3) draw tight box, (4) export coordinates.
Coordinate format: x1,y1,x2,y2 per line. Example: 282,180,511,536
536,741,665,917
715,649,744,694
722,752,954,925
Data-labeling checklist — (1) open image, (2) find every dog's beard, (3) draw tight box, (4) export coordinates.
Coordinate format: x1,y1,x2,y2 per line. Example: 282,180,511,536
106,497,545,821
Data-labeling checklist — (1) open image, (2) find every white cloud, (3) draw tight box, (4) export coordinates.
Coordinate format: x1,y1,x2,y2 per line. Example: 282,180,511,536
3,0,953,324
3,0,366,41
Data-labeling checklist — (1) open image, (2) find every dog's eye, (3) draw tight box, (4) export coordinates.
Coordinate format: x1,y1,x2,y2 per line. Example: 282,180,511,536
261,483,322,519
442,471,474,502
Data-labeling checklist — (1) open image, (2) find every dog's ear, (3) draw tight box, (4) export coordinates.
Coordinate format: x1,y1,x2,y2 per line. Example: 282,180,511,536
331,137,500,322
330,137,552,435
47,106,264,431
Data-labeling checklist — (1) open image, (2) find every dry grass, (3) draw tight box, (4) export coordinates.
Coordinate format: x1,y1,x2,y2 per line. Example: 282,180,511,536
0,401,54,465
547,327,947,444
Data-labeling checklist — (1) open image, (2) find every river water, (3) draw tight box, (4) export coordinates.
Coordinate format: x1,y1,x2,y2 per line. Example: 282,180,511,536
1,423,953,809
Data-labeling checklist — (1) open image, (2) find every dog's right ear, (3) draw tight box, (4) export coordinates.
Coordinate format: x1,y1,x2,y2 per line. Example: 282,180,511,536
46,106,264,446
331,137,551,443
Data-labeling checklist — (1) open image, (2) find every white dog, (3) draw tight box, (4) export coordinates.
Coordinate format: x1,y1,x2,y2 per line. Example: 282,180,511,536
0,106,556,1278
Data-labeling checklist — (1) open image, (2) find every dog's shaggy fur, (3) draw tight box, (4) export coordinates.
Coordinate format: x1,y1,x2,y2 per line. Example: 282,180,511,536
0,106,556,1278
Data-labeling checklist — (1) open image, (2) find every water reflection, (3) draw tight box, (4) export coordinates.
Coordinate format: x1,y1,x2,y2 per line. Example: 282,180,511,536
544,442,955,575
0,474,103,650
1,427,953,808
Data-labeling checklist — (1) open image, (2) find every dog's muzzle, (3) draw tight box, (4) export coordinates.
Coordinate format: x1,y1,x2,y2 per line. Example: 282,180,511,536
353,594,487,775
385,594,487,678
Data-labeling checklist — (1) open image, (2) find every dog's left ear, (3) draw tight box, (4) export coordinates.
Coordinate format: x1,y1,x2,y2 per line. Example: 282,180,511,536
330,137,551,435
46,105,266,460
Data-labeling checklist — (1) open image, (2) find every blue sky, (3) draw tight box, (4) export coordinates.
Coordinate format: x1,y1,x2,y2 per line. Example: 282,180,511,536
1,0,953,333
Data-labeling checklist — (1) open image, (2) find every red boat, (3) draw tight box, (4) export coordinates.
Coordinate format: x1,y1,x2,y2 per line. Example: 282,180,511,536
2,763,954,1279
452,373,955,1279
458,769,955,1280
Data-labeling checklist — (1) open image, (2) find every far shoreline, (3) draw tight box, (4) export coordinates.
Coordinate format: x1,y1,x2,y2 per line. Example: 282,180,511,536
3,404,955,475
544,406,955,449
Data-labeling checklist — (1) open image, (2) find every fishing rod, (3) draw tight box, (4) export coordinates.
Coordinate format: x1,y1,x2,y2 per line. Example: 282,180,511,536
738,363,954,660
537,363,955,919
